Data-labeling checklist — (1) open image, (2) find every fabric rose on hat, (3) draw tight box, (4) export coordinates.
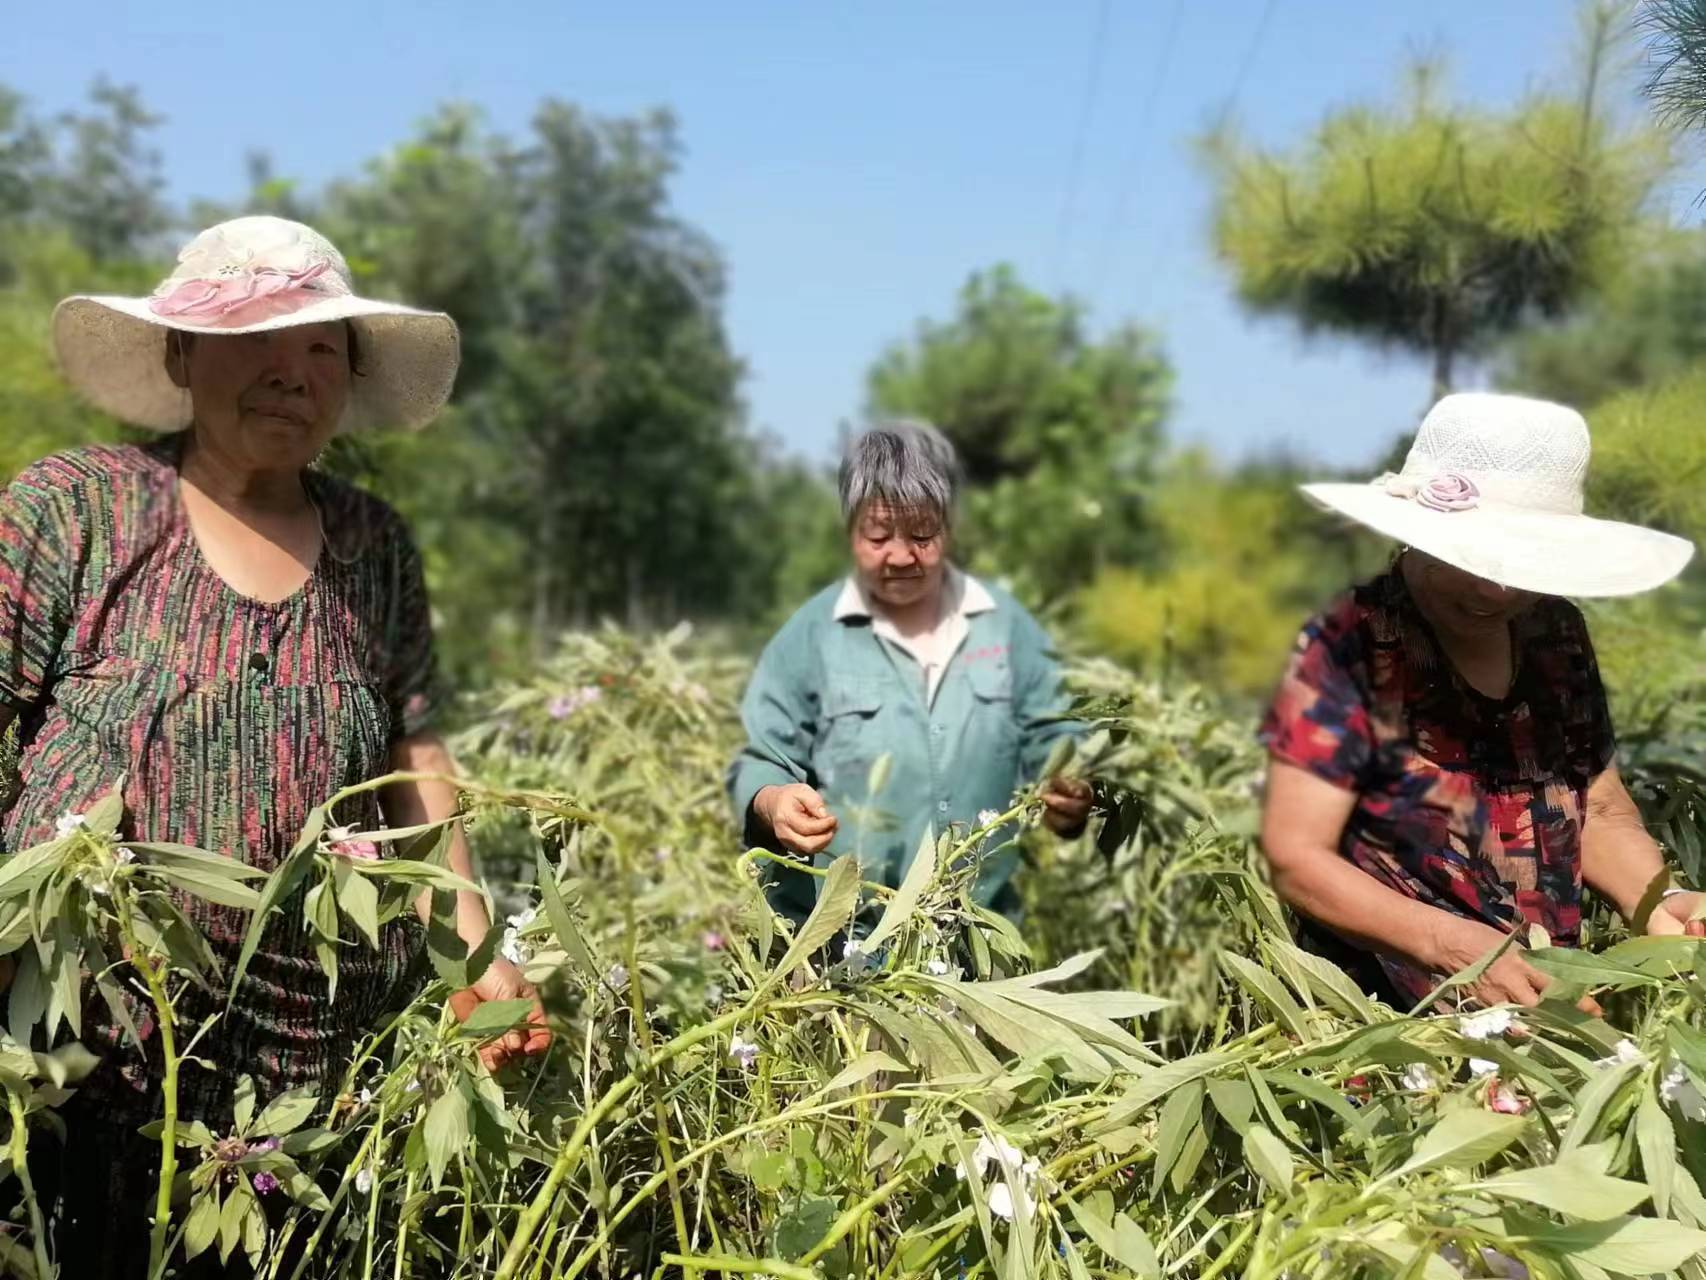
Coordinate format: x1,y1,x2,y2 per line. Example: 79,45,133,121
1415,472,1480,512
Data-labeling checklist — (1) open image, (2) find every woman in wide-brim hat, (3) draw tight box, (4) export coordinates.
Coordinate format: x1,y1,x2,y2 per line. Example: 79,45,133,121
6,216,544,1277
1258,391,1701,1015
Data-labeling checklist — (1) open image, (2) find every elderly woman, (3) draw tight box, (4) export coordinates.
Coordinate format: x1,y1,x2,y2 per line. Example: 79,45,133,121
1260,393,1703,1012
730,420,1091,923
5,216,543,1275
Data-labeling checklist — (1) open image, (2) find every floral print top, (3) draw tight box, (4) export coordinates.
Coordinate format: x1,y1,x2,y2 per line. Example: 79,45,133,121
0,439,442,1121
1260,567,1616,1003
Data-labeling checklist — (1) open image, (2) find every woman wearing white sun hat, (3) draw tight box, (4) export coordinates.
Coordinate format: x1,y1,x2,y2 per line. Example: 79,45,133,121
1258,392,1701,1014
5,216,544,1275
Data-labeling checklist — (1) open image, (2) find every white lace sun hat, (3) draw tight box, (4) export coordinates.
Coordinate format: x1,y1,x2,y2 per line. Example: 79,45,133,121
52,215,460,433
1303,392,1693,598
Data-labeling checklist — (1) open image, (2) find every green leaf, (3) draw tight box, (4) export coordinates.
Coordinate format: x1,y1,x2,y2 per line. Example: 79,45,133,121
1065,1196,1158,1278
227,810,323,1006
863,828,934,953
1389,1110,1527,1180
1204,1077,1256,1136
1221,952,1310,1038
1509,1212,1706,1273
150,865,263,911
125,842,267,880
454,998,533,1039
423,1082,470,1187
0,845,68,906
241,1193,265,1263
825,1051,909,1095
305,876,339,944
233,1075,256,1134
1150,1078,1205,1197
1274,941,1382,1024
282,1128,343,1158
1638,1088,1678,1218
774,1193,838,1263
425,892,499,990
251,1085,318,1138
332,861,381,950
1467,1154,1651,1220
1244,1123,1294,1192
1096,1052,1236,1130
1528,948,1661,991
535,850,597,977
82,786,124,837
866,752,893,798
749,1152,789,1193
183,1188,221,1261
1561,1060,1640,1155
761,855,862,995
219,1177,253,1263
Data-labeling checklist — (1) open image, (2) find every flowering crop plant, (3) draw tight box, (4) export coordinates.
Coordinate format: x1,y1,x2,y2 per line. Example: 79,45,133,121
0,628,1704,1279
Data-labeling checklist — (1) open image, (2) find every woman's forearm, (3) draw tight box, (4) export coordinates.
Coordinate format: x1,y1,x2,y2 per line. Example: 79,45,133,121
1581,768,1673,920
385,733,493,944
1265,843,1477,973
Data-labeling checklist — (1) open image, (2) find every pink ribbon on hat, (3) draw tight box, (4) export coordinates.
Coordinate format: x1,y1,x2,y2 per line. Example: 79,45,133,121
1381,471,1480,512
149,260,331,325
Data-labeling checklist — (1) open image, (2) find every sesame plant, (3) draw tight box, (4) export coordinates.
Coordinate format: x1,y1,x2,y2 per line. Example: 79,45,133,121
0,631,1705,1277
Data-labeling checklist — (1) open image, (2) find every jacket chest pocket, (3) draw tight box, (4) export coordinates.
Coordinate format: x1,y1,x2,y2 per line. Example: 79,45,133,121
966,661,1020,771
819,679,885,778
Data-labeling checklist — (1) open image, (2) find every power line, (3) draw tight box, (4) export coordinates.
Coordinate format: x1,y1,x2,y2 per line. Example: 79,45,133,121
1086,0,1187,310
1051,0,1114,293
1133,0,1279,309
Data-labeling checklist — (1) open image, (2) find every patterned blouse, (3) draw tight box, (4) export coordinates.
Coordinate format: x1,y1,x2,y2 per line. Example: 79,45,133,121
0,439,442,1123
1260,566,1616,1004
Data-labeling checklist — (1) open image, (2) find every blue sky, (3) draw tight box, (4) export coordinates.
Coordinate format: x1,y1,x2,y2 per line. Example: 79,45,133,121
12,1,1701,468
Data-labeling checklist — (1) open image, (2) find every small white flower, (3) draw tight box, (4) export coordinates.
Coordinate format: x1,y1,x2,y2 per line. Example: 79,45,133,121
987,1180,1030,1221
324,824,354,843
113,846,136,865
55,812,87,839
354,1166,373,1195
404,1079,420,1094
842,939,870,974
358,1087,373,1106
1459,1008,1516,1041
1468,1058,1500,1077
500,930,527,966
1593,1038,1647,1070
957,1132,1042,1222
1400,1064,1437,1092
976,809,1001,828
902,1108,918,1129
1661,1062,1706,1121
1078,498,1104,520
728,1033,760,1070
603,964,629,993
925,959,951,977
705,983,723,1008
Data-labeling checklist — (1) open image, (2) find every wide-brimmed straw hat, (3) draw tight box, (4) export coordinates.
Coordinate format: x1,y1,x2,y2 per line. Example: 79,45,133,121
52,215,460,433
1302,392,1693,598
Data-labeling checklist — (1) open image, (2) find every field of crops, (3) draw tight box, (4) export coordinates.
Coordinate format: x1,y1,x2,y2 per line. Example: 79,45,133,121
5,627,1706,1280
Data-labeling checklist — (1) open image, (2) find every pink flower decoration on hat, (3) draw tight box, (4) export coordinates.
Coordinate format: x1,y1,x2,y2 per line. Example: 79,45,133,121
1415,472,1480,512
149,261,330,325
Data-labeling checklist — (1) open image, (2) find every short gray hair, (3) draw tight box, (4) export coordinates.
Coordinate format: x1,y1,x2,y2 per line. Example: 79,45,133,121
838,419,962,529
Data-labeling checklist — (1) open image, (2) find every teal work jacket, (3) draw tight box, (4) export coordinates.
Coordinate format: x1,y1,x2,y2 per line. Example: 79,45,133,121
728,571,1080,921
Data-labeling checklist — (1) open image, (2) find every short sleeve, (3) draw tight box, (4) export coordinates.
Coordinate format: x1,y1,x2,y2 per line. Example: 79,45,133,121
379,519,445,740
1258,618,1375,790
0,465,80,711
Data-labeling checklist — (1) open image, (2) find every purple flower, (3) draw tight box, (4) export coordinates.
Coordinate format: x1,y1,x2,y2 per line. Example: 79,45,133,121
252,1171,280,1196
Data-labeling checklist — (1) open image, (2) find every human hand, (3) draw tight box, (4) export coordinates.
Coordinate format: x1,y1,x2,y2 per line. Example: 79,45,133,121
448,955,551,1071
1646,891,1706,938
1041,776,1093,837
755,783,838,856
1432,918,1602,1016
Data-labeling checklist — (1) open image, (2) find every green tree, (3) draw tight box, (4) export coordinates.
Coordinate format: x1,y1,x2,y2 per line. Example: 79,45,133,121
1497,229,1706,405
1203,8,1666,399
865,266,1171,605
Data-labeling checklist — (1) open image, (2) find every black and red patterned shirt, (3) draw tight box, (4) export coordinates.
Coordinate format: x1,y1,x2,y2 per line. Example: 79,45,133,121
1259,567,1616,1003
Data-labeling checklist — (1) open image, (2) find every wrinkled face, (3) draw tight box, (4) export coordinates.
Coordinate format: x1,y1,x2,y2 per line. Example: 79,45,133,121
851,502,947,610
166,322,352,472
1406,552,1540,639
